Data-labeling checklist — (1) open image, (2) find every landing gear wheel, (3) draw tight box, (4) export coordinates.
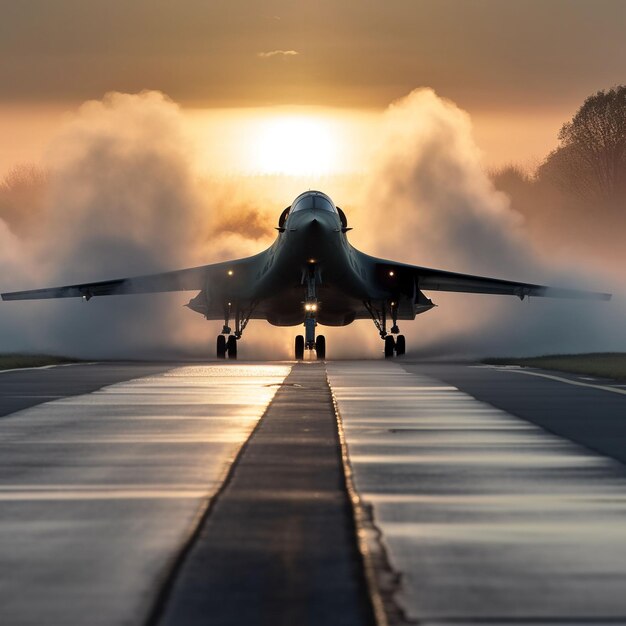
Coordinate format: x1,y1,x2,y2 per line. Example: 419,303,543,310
227,335,237,359
216,335,226,359
395,334,406,356
295,335,305,360
315,335,326,360
384,336,395,358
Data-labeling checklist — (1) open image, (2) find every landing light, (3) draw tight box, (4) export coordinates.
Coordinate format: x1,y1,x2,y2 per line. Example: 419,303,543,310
304,303,318,312
389,270,395,277
227,270,234,276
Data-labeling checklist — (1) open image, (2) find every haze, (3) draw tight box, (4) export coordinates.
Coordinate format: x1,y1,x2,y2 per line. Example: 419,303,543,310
0,0,624,359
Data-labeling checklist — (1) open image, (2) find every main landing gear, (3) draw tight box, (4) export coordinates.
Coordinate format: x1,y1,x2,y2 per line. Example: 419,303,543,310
216,302,253,360
216,334,238,359
364,300,406,358
294,263,326,360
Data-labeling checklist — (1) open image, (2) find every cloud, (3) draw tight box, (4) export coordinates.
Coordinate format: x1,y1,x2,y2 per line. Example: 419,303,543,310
256,50,299,59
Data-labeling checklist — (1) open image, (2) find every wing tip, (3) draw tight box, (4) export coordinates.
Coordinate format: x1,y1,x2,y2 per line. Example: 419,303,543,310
586,291,612,301
2,290,41,301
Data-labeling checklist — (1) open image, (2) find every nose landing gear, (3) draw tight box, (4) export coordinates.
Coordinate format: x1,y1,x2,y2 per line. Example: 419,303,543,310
294,314,326,360
294,333,326,360
294,264,326,360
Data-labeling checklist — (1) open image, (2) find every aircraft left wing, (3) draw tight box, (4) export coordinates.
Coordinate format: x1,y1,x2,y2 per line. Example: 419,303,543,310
1,255,259,301
372,258,612,301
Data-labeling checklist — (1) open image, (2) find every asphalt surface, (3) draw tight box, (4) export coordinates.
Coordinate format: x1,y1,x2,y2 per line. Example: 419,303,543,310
0,362,290,625
401,361,626,465
329,360,626,625
0,362,172,417
156,362,374,626
1,358,626,625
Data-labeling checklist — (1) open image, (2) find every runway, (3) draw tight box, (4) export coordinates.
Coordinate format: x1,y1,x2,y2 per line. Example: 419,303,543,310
1,359,626,625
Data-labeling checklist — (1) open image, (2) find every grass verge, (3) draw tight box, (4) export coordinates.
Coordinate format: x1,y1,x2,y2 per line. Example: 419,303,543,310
0,354,79,371
483,353,626,382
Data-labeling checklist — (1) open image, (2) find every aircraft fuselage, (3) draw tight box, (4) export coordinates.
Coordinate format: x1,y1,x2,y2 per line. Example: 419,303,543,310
191,191,432,328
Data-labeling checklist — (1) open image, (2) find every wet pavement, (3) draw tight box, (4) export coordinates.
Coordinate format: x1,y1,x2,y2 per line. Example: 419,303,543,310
0,363,290,625
2,359,626,625
157,362,374,626
328,361,626,625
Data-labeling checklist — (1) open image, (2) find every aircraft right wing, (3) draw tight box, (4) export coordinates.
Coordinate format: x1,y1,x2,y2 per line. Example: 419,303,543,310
372,258,612,301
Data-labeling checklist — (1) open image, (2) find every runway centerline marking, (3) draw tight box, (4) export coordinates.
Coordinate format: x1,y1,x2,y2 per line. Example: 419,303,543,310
152,362,375,626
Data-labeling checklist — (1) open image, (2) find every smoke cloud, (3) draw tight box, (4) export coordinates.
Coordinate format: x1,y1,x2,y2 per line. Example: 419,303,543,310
0,91,278,358
0,88,623,360
345,88,625,358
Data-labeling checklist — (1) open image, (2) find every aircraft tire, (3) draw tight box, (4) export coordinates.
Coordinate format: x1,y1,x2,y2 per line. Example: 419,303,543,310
227,335,237,359
395,334,406,356
217,335,227,359
384,336,395,358
316,335,326,360
295,335,305,360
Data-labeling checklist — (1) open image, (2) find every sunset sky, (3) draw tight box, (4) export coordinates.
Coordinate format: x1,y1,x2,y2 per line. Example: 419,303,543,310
0,0,624,359
1,0,625,174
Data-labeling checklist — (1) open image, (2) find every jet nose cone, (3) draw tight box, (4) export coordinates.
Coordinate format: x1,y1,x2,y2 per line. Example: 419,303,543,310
297,213,320,230
304,217,328,237
289,208,338,236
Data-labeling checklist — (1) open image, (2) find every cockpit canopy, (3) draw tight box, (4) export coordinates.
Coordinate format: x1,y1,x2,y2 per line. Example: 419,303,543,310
291,191,337,214
277,190,348,229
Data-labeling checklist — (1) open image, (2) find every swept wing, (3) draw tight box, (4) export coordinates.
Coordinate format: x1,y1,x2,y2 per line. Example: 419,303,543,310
371,258,611,301
1,255,260,301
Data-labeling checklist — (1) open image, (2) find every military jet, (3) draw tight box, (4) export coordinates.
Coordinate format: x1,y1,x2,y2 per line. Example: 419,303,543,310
2,190,611,359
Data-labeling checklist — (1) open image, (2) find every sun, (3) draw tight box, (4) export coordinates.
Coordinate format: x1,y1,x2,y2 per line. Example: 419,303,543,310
248,115,341,176
186,107,374,176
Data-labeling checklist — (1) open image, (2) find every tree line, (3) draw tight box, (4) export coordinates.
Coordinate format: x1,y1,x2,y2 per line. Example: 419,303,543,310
495,85,625,205
492,85,625,261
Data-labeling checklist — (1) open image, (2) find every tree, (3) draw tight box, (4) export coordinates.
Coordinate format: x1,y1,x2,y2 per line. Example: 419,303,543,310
537,86,626,205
